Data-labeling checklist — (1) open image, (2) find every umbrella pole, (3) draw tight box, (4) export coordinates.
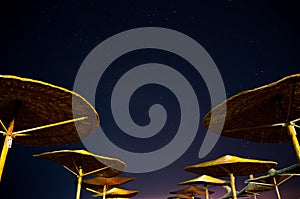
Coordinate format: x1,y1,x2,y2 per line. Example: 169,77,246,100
205,184,209,199
273,177,281,199
0,120,14,182
229,173,237,199
103,184,106,199
287,124,300,165
76,167,83,199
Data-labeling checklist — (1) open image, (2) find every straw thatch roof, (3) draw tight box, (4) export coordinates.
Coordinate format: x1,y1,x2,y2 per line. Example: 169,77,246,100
203,73,300,143
0,75,99,146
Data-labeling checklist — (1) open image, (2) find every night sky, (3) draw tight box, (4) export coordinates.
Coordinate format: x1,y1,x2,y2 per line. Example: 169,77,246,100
0,1,300,199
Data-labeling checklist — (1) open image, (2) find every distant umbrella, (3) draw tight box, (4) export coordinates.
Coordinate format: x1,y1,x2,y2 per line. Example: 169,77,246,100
167,194,201,199
34,149,126,199
178,175,229,199
246,164,300,199
92,187,138,198
0,75,99,181
170,185,212,199
203,73,300,164
81,176,134,199
185,155,277,199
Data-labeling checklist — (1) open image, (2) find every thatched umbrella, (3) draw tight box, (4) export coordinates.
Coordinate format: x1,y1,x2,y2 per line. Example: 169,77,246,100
203,73,300,164
185,155,277,199
220,181,274,199
34,149,126,199
0,75,99,181
178,175,229,199
81,176,134,199
168,194,201,199
246,164,300,199
92,187,139,198
170,185,212,199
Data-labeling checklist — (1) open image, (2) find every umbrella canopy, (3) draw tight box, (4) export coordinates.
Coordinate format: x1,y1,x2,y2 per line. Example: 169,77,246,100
81,176,134,191
185,155,276,199
34,150,126,199
170,185,212,196
168,194,201,199
185,155,277,177
203,73,300,143
219,182,273,199
245,165,299,199
178,175,229,186
34,149,126,177
92,187,139,198
0,75,99,146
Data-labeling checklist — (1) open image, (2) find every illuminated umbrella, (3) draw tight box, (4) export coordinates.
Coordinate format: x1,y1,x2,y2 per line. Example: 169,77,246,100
168,194,201,199
185,155,277,199
178,175,229,199
81,176,134,199
0,75,99,181
170,185,212,199
203,73,300,164
246,164,300,199
34,149,126,199
92,187,139,198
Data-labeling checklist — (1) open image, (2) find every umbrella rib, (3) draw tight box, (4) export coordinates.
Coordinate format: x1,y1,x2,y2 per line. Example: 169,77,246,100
63,165,78,176
292,117,300,123
82,166,110,176
85,187,100,194
276,176,293,186
294,125,300,129
12,117,88,135
224,123,285,133
0,120,7,132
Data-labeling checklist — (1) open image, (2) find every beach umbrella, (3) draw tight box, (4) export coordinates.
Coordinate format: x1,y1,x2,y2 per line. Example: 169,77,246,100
220,180,274,199
185,155,277,199
246,164,300,199
170,185,212,199
0,75,99,181
168,194,201,199
34,149,126,199
81,176,134,199
178,175,229,199
92,187,138,198
203,73,300,164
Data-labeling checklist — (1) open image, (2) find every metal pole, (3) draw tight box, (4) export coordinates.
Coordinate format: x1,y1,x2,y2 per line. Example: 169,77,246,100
229,173,237,199
0,120,14,182
287,124,300,165
76,167,83,199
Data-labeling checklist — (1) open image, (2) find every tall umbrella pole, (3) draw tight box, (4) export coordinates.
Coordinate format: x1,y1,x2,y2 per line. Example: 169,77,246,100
76,167,83,199
0,119,14,182
229,173,237,199
287,123,300,165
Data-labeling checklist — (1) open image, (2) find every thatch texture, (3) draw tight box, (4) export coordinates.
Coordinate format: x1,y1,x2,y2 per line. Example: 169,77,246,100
185,155,277,177
81,176,134,191
203,73,300,143
92,187,138,198
178,175,229,186
170,186,212,195
34,150,126,177
0,75,99,146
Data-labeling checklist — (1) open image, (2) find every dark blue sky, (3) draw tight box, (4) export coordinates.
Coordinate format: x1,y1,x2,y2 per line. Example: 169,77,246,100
0,1,300,198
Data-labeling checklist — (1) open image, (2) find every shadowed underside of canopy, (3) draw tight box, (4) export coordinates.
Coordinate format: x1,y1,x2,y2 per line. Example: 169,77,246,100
203,73,300,143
